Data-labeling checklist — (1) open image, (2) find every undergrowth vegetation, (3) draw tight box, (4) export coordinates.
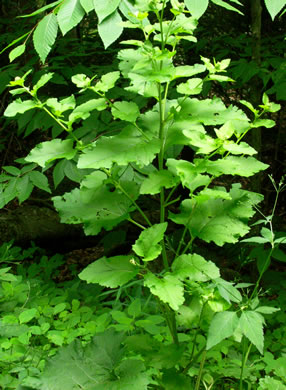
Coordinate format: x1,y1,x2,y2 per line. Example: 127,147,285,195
0,0,286,389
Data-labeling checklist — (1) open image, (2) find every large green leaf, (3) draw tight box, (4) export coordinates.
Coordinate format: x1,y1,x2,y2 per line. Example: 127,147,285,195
69,99,107,123
57,0,85,36
140,170,179,195
46,95,76,115
207,311,239,350
204,156,268,177
239,311,264,354
111,101,140,123
172,254,220,281
93,0,121,22
184,0,209,19
258,377,286,390
53,182,137,235
40,330,150,390
33,13,58,63
144,273,185,311
223,141,257,155
80,0,94,13
169,184,263,246
264,0,286,20
177,97,248,126
79,256,139,287
177,78,203,95
174,64,206,78
98,10,123,49
25,139,76,167
78,126,160,169
166,159,211,192
4,99,37,117
132,223,168,261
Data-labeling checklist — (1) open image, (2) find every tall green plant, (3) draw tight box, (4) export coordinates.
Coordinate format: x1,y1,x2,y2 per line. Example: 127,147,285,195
3,0,281,387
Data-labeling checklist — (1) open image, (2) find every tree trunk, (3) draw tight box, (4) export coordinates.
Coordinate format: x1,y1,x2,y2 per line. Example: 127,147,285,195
0,205,98,252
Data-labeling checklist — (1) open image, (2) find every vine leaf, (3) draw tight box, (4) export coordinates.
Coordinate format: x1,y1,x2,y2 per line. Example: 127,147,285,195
79,255,139,287
132,223,168,261
33,13,58,63
57,0,85,36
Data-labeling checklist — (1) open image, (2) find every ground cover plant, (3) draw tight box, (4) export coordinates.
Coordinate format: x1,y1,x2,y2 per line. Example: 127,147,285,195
0,0,286,389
